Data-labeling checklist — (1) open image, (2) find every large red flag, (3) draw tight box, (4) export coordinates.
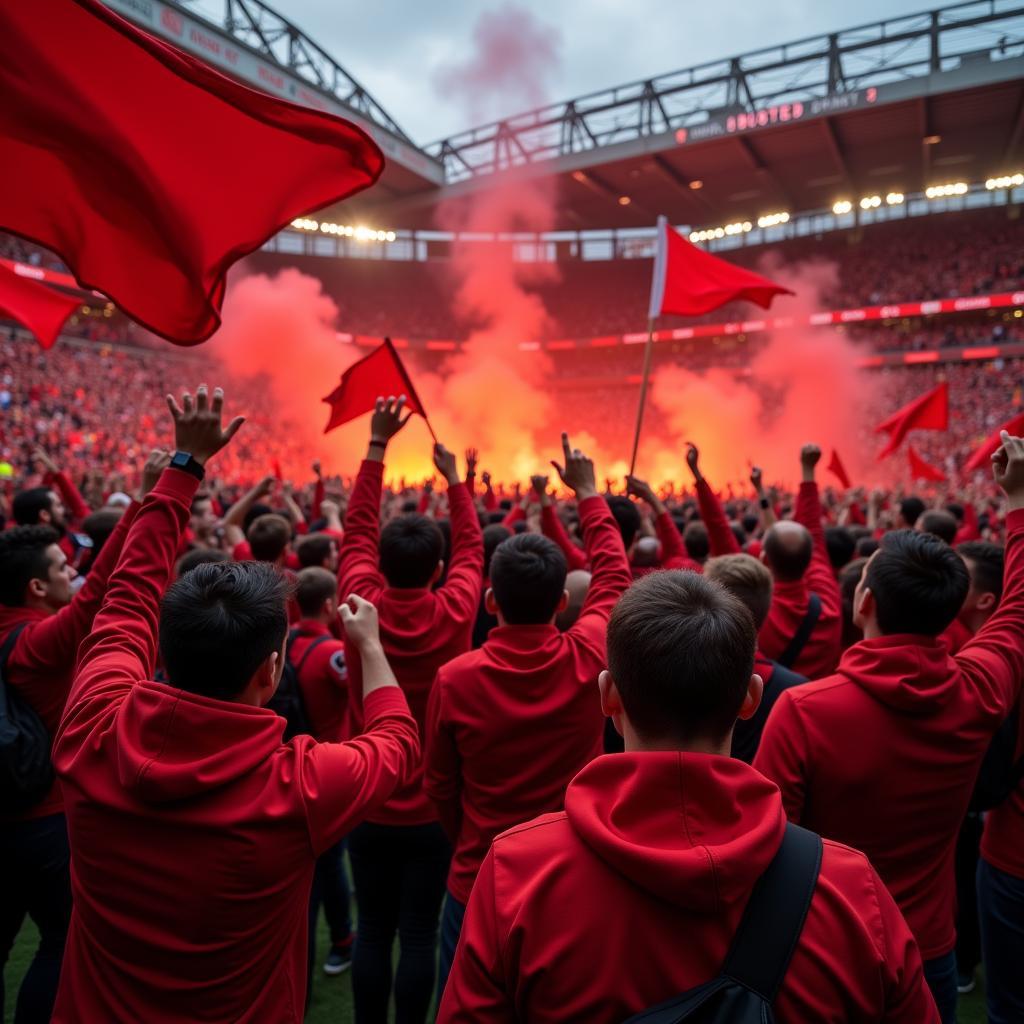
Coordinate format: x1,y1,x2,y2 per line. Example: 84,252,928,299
0,0,384,345
0,261,82,350
323,340,426,434
827,449,852,489
908,445,947,482
648,216,793,318
964,409,1024,472
876,381,949,459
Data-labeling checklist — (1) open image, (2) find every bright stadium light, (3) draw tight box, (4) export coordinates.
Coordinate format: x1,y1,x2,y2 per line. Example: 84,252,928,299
886,192,905,205
832,200,852,215
925,182,969,199
291,217,319,231
385,231,397,242
757,211,790,228
986,173,1024,190
859,195,882,210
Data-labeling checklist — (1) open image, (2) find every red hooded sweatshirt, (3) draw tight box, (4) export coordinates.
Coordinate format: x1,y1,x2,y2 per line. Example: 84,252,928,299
424,496,631,904
51,468,420,1023
981,698,1024,879
755,509,1024,961
0,501,137,821
438,753,937,1023
758,481,843,680
340,459,483,825
291,619,348,743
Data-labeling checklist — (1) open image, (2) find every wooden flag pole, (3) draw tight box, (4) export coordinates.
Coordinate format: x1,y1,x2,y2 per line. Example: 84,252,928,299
628,316,657,476
423,414,439,445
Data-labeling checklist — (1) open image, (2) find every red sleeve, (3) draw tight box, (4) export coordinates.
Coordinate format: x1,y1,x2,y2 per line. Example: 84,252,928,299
437,482,484,625
795,482,841,618
423,671,463,843
696,479,741,556
540,504,588,571
752,688,808,823
338,460,386,603
955,508,1024,727
417,491,431,514
483,485,498,512
501,504,524,530
465,471,476,498
46,469,90,522
437,847,517,1023
55,469,198,767
232,540,252,561
568,497,632,646
312,477,324,521
955,503,980,544
848,502,867,526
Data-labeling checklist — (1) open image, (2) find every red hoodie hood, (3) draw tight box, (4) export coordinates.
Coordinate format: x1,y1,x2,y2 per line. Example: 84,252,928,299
113,680,287,803
838,635,956,714
564,753,785,913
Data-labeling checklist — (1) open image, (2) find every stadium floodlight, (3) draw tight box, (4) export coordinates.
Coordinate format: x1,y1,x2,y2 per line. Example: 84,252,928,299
886,192,905,205
757,211,790,228
291,217,319,231
985,173,1024,190
925,182,969,199
832,200,853,215
859,195,882,210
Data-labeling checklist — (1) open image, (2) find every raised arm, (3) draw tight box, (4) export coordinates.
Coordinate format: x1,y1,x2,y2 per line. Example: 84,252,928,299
481,471,498,512
34,446,91,523
464,447,478,498
794,445,841,614
536,474,588,571
627,472,702,569
751,465,777,529
311,461,324,521
682,445,742,557
435,443,484,621
223,474,274,548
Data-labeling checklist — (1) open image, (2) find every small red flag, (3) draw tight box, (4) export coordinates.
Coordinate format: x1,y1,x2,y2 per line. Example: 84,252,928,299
827,450,852,490
0,0,384,345
0,262,81,350
876,382,949,459
648,215,793,318
323,339,426,434
964,409,1024,472
908,445,947,482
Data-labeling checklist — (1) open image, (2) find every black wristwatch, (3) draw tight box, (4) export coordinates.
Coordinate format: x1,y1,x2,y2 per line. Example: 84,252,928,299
170,451,205,481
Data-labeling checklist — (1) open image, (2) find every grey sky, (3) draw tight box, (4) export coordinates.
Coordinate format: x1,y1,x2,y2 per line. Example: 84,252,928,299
214,0,935,146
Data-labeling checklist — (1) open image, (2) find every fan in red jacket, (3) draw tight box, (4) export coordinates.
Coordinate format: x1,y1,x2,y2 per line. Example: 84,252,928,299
755,431,1024,1024
50,386,420,1024
438,570,938,1023
425,433,631,999
338,395,483,1024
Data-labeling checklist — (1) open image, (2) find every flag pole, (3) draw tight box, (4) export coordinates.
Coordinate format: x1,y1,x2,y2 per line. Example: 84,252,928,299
629,316,657,476
423,414,439,445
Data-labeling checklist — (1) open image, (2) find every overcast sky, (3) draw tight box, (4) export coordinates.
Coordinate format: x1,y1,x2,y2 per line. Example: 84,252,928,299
193,0,934,145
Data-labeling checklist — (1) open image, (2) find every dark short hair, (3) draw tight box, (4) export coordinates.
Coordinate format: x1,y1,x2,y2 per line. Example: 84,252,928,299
824,526,856,571
918,510,958,545
957,540,1004,601
482,524,512,578
296,533,336,569
489,533,568,624
176,547,229,578
865,530,969,636
242,502,274,534
742,513,760,535
899,496,926,528
82,508,123,554
0,525,60,606
855,536,879,558
379,514,444,588
705,554,773,629
607,572,756,743
247,513,291,563
763,523,813,581
12,488,56,527
607,496,641,548
296,567,338,618
683,521,710,562
160,561,290,700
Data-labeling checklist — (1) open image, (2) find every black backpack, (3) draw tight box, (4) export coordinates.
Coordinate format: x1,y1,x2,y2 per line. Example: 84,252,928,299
0,623,55,814
970,702,1024,812
623,823,822,1024
266,628,330,741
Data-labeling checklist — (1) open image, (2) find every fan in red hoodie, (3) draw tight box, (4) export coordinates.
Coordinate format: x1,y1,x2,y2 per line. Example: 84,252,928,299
438,570,937,1023
755,430,1024,1024
338,395,483,1024
424,433,632,999
50,386,420,1024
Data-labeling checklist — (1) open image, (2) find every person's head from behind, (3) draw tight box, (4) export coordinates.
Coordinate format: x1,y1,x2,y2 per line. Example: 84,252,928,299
12,487,66,531
606,497,641,554
898,496,926,529
556,569,591,631
916,509,958,546
601,572,761,751
705,554,773,629
190,495,219,541
247,513,291,565
176,547,229,578
683,522,710,563
824,526,856,571
82,507,123,562
482,523,512,579
0,525,75,611
956,540,1004,631
839,556,868,648
632,536,660,568
379,513,445,588
487,533,568,625
296,566,339,623
854,530,969,638
761,520,813,582
296,533,339,572
160,561,289,705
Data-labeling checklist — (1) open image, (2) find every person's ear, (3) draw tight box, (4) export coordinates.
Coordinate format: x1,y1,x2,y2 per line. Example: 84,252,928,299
855,585,874,624
38,508,52,525
557,589,569,613
431,561,445,586
598,669,624,736
26,576,48,602
484,588,498,615
736,673,764,721
977,591,997,614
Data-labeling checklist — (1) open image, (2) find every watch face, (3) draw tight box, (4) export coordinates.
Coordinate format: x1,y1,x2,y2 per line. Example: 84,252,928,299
172,452,190,467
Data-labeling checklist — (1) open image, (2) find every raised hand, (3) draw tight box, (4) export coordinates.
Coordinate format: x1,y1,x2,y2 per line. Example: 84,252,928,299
340,593,382,650
993,431,1024,509
800,443,822,482
626,474,664,515
481,470,492,488
140,449,171,498
530,474,550,496
312,459,322,478
685,442,703,482
750,466,764,492
256,475,276,497
551,433,598,501
165,385,244,466
32,446,59,475
433,444,459,486
369,395,412,447
465,448,479,475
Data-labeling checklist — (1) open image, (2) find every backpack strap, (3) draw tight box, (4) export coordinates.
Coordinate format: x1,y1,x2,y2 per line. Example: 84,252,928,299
294,634,333,677
0,623,29,678
776,593,822,669
723,822,823,1002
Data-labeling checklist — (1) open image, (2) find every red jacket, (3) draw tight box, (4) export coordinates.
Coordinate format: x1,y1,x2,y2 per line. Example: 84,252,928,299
340,459,483,825
0,502,136,820
291,619,348,743
981,697,1024,879
758,482,842,680
424,496,630,903
51,468,420,1024
939,616,973,655
755,509,1024,960
697,477,742,558
438,753,937,1023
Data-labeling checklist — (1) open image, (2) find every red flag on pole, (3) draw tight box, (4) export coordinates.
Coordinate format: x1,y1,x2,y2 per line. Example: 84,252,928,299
0,261,81,350
0,0,384,345
827,450,852,489
323,339,427,434
964,409,1024,472
648,215,794,318
875,382,949,459
908,445,947,482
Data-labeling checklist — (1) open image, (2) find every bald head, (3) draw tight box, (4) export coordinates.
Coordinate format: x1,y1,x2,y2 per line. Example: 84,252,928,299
762,520,813,582
556,570,592,631
632,536,661,568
